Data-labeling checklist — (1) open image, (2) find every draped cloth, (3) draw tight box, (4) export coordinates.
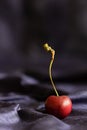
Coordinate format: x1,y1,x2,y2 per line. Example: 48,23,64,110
0,69,87,130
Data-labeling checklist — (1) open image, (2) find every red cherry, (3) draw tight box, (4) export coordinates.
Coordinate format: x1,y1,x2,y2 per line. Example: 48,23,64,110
45,95,72,119
43,44,72,119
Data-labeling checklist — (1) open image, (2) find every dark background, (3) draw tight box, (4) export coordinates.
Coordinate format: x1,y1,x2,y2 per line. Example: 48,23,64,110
0,0,87,77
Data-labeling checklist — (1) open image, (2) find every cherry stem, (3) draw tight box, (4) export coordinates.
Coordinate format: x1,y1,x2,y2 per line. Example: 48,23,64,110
43,43,59,96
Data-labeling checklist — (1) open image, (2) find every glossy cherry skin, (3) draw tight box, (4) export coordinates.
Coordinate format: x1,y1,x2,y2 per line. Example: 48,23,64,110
45,95,72,119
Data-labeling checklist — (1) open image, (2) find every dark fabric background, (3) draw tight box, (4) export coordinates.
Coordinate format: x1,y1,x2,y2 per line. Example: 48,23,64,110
0,0,87,130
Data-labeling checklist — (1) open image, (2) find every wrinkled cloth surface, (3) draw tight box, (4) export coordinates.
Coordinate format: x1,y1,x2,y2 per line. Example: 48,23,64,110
0,71,87,130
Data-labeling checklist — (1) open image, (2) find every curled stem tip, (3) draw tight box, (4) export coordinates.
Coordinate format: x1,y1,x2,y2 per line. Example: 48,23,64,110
43,43,59,96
